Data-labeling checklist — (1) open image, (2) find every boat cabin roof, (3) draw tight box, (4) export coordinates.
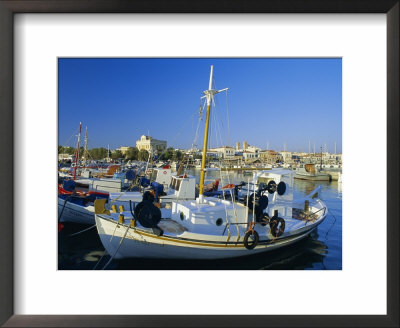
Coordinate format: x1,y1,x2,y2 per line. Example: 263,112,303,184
169,174,195,191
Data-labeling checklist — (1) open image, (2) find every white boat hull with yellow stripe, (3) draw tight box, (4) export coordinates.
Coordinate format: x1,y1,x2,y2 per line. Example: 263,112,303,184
94,195,327,260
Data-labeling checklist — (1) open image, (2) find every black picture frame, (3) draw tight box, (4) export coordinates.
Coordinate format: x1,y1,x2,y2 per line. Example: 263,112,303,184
0,1,398,327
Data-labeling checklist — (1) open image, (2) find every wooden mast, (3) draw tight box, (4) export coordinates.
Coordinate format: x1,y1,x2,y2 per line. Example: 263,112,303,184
198,66,228,201
83,126,88,166
73,122,82,180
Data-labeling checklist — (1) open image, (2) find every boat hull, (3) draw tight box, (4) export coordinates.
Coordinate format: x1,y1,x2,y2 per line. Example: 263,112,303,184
58,198,95,225
294,173,331,181
95,215,324,260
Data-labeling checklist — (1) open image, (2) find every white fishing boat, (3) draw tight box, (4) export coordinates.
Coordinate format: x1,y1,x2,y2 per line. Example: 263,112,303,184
108,172,197,205
294,163,332,181
94,66,328,261
58,164,197,225
58,186,109,225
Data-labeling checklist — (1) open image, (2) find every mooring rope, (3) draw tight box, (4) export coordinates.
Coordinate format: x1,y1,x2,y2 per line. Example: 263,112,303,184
58,195,72,221
92,252,107,270
325,208,338,240
68,224,96,237
101,222,131,270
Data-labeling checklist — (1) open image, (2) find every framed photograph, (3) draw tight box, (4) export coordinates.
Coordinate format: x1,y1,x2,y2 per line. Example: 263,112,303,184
1,1,398,327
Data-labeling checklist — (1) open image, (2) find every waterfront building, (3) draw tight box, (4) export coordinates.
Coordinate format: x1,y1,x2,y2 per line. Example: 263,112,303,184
247,145,261,153
279,151,293,163
243,150,259,163
210,146,236,159
259,149,278,164
116,146,133,155
58,153,75,161
136,135,167,155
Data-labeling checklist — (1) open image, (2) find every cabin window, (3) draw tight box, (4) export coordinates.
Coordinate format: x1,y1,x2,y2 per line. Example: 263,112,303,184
170,177,176,190
258,177,273,185
151,170,157,181
170,177,181,191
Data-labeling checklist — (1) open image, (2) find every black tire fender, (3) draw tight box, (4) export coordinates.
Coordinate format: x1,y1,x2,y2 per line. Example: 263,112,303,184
243,229,259,250
269,217,285,237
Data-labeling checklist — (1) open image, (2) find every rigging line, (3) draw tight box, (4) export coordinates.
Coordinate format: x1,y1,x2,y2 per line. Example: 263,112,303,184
61,131,77,149
211,99,223,167
155,106,201,162
212,116,240,237
212,95,225,154
92,251,107,270
325,209,338,241
58,196,71,221
211,95,231,189
225,89,231,147
219,168,232,238
68,224,96,237
191,100,205,151
102,222,131,270
213,78,229,147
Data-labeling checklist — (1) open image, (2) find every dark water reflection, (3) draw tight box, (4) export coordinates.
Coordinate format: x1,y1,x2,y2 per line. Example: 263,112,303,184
58,171,342,270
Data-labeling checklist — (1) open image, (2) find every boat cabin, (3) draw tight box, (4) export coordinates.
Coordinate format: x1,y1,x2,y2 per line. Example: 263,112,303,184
171,197,248,232
296,163,317,174
163,174,196,201
151,166,173,188
238,169,293,204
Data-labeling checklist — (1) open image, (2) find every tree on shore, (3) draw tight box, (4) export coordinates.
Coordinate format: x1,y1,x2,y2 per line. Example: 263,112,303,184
138,149,149,161
173,150,183,161
160,147,174,160
58,146,75,155
125,147,139,160
88,147,108,160
112,150,123,160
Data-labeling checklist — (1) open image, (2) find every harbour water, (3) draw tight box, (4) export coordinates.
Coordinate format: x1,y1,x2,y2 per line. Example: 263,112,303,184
58,170,342,270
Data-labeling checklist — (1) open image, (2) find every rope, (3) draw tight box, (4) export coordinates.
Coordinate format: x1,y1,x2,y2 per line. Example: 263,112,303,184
191,100,205,151
325,208,338,240
58,196,71,221
92,252,107,270
68,224,96,237
252,183,256,224
102,222,131,270
61,131,76,150
225,89,231,147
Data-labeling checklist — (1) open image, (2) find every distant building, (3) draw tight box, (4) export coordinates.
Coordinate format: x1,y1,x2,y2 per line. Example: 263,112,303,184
243,150,259,163
243,141,249,150
279,151,292,163
136,135,167,155
58,153,75,161
247,146,261,153
209,146,236,159
116,146,133,155
236,142,241,151
259,150,278,164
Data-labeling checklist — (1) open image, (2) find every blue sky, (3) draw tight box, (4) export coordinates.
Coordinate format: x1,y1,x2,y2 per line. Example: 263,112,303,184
58,58,342,153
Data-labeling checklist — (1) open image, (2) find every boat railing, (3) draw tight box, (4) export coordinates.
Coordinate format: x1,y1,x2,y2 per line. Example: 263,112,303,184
303,206,327,226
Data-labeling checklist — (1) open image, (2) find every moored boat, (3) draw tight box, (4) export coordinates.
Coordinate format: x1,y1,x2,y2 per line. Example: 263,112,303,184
294,163,332,181
94,65,328,262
